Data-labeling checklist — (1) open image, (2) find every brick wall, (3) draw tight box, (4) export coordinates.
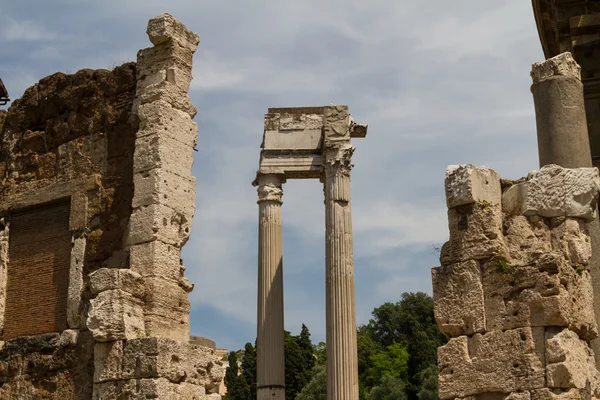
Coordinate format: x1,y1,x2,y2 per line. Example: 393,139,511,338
4,201,71,339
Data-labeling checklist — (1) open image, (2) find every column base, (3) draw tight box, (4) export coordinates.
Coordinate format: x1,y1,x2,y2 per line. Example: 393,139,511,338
257,387,285,400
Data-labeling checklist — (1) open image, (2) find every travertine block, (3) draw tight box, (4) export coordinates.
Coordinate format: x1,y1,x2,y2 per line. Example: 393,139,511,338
545,329,600,394
445,165,502,209
144,314,189,342
432,260,486,337
523,165,600,221
531,388,591,399
441,202,507,264
136,100,198,146
144,277,190,315
94,341,123,383
137,81,198,117
133,131,194,175
137,44,194,87
146,13,200,52
127,203,191,247
121,338,223,388
550,218,592,266
87,289,145,342
503,216,551,266
88,268,145,298
129,240,182,282
482,255,597,340
132,169,196,216
438,328,545,399
502,182,528,216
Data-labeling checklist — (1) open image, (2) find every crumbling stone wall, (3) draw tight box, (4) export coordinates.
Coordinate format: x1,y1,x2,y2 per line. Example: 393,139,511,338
0,13,223,400
433,164,600,399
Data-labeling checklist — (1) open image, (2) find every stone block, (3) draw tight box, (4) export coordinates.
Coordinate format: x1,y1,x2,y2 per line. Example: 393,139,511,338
94,341,123,383
88,268,145,298
502,182,528,216
87,289,145,342
136,100,198,146
503,216,551,267
323,105,350,146
445,165,502,209
481,255,597,341
144,314,190,342
129,240,183,281
69,191,88,231
545,329,600,393
438,328,545,399
133,132,194,175
550,218,592,266
126,203,191,247
137,82,198,117
441,202,506,264
137,43,194,89
67,235,86,329
147,13,200,52
132,169,196,216
431,260,486,337
144,277,190,314
59,329,79,347
531,388,591,399
120,338,223,389
524,165,600,222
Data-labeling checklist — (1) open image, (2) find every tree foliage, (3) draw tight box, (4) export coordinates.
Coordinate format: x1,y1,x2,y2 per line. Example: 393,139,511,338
224,351,250,400
295,364,327,400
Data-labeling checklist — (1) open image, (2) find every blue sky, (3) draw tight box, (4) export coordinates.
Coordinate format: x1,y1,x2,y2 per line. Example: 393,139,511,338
0,0,543,351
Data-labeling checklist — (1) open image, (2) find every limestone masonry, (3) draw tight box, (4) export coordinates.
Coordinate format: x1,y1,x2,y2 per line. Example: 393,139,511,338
0,14,223,399
434,164,600,399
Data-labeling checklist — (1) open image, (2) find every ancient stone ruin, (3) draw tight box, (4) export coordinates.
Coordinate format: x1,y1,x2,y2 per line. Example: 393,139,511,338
254,106,367,400
434,164,600,399
431,37,600,400
0,13,223,399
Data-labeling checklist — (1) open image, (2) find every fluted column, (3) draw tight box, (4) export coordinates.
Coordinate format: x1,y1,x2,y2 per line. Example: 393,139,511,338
324,143,359,400
256,173,286,400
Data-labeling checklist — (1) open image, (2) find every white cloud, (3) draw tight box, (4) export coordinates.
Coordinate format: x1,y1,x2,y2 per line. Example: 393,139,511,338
0,18,57,42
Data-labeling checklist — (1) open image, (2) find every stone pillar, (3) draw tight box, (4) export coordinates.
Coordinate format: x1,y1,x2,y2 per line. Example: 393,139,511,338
531,52,600,368
323,105,359,400
255,173,286,400
531,52,593,169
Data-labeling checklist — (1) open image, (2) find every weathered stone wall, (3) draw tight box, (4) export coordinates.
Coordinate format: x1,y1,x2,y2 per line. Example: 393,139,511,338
0,13,223,400
433,164,600,399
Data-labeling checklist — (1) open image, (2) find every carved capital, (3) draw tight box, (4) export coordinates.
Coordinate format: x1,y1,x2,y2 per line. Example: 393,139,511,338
531,52,581,83
324,144,355,178
255,174,284,204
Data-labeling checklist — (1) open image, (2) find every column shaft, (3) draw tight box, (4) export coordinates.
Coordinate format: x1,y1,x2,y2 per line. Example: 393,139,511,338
324,146,359,400
256,174,285,400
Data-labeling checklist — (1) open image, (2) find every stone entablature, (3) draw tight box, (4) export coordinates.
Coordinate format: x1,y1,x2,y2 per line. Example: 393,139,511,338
433,164,600,400
0,13,223,399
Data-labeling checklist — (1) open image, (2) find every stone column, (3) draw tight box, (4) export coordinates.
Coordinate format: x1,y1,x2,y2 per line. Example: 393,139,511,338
531,52,593,168
323,105,359,400
256,173,286,400
531,52,600,368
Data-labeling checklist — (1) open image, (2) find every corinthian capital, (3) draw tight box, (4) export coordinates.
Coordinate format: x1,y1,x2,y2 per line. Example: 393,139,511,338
324,144,355,178
255,173,285,203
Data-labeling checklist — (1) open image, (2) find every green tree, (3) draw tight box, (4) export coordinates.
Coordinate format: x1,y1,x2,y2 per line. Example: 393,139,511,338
365,343,409,389
368,375,408,400
224,351,250,400
313,341,326,366
240,342,257,400
367,292,445,400
298,324,315,383
295,364,327,400
285,330,305,400
415,364,438,400
358,325,384,399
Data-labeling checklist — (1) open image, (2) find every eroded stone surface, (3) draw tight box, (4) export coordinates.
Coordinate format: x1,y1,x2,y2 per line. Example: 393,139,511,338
435,164,600,400
445,165,502,209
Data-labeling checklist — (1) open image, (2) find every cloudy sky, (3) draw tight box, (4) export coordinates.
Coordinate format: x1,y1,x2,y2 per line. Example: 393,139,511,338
0,0,543,350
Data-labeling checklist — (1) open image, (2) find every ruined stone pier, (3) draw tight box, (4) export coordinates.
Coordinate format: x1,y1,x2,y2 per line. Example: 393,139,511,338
254,106,367,399
434,164,600,399
0,13,224,399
